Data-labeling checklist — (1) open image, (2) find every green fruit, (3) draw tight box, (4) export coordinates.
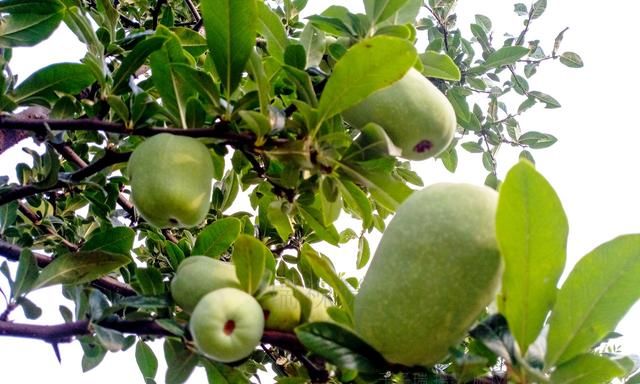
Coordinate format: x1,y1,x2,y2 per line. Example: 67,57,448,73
127,133,214,228
354,183,503,367
258,285,301,331
170,256,241,313
342,68,456,161
300,287,333,323
190,288,264,363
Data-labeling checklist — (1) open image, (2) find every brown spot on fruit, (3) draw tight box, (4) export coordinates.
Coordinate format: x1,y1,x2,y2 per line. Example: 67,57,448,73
263,309,270,321
223,319,235,335
414,140,433,153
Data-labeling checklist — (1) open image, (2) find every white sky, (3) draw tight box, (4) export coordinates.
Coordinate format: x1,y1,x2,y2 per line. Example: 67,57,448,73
1,1,639,382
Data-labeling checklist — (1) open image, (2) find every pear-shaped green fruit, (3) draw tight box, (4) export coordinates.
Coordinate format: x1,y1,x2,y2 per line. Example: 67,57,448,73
258,285,301,331
342,68,456,161
127,133,214,228
170,256,241,313
190,287,264,363
354,183,503,367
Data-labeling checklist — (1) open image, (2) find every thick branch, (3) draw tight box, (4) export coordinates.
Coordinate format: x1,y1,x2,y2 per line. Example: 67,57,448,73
0,117,251,144
0,239,137,297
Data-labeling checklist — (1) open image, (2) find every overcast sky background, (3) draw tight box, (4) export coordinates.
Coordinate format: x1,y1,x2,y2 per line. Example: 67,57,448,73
1,1,639,382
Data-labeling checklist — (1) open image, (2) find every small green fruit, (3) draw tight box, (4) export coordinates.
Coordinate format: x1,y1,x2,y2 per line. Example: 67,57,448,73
190,288,264,363
170,256,241,313
127,133,214,228
342,68,456,161
258,285,301,331
354,183,503,367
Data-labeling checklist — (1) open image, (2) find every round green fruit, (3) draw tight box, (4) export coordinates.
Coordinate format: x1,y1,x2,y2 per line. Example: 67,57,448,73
258,285,301,331
354,183,503,367
170,256,241,313
127,133,214,228
190,288,265,363
342,68,456,161
300,287,333,323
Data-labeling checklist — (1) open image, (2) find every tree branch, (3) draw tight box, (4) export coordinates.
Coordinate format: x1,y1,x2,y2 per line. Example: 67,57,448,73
0,239,137,297
0,117,251,144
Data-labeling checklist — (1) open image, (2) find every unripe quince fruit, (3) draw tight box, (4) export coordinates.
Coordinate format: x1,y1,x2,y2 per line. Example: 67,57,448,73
300,287,334,323
258,285,301,331
190,287,264,363
257,285,334,331
342,68,456,161
127,133,214,228
354,183,503,367
170,256,241,313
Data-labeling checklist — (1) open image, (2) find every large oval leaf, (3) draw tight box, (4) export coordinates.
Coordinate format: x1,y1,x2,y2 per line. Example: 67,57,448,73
0,0,64,48
192,217,242,257
80,227,135,256
231,234,269,294
420,51,461,81
295,322,387,374
497,160,568,354
317,35,417,123
33,251,131,290
201,0,257,96
550,354,626,384
545,234,640,367
13,62,95,104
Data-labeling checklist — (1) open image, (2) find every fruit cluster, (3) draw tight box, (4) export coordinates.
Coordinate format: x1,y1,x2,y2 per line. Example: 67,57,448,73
170,256,334,362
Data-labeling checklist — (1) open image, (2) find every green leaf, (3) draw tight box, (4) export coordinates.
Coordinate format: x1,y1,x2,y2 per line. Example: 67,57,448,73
531,0,547,19
0,0,64,47
519,131,557,149
420,51,461,81
231,234,268,294
81,227,135,255
297,204,340,246
149,26,196,128
95,325,126,352
267,200,294,241
545,234,640,366
13,62,95,104
171,27,207,57
529,90,561,108
469,314,519,365
356,235,370,269
550,354,625,384
171,63,222,114
301,244,354,315
559,52,584,68
12,249,39,299
18,296,42,319
201,0,257,96
192,217,242,257
336,179,373,229
136,340,158,381
164,338,198,384
338,161,412,212
202,359,250,384
317,35,417,122
483,46,529,68
112,36,166,94
0,201,18,234
256,1,288,62
295,322,387,374
32,251,131,290
363,0,410,24
497,160,568,354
